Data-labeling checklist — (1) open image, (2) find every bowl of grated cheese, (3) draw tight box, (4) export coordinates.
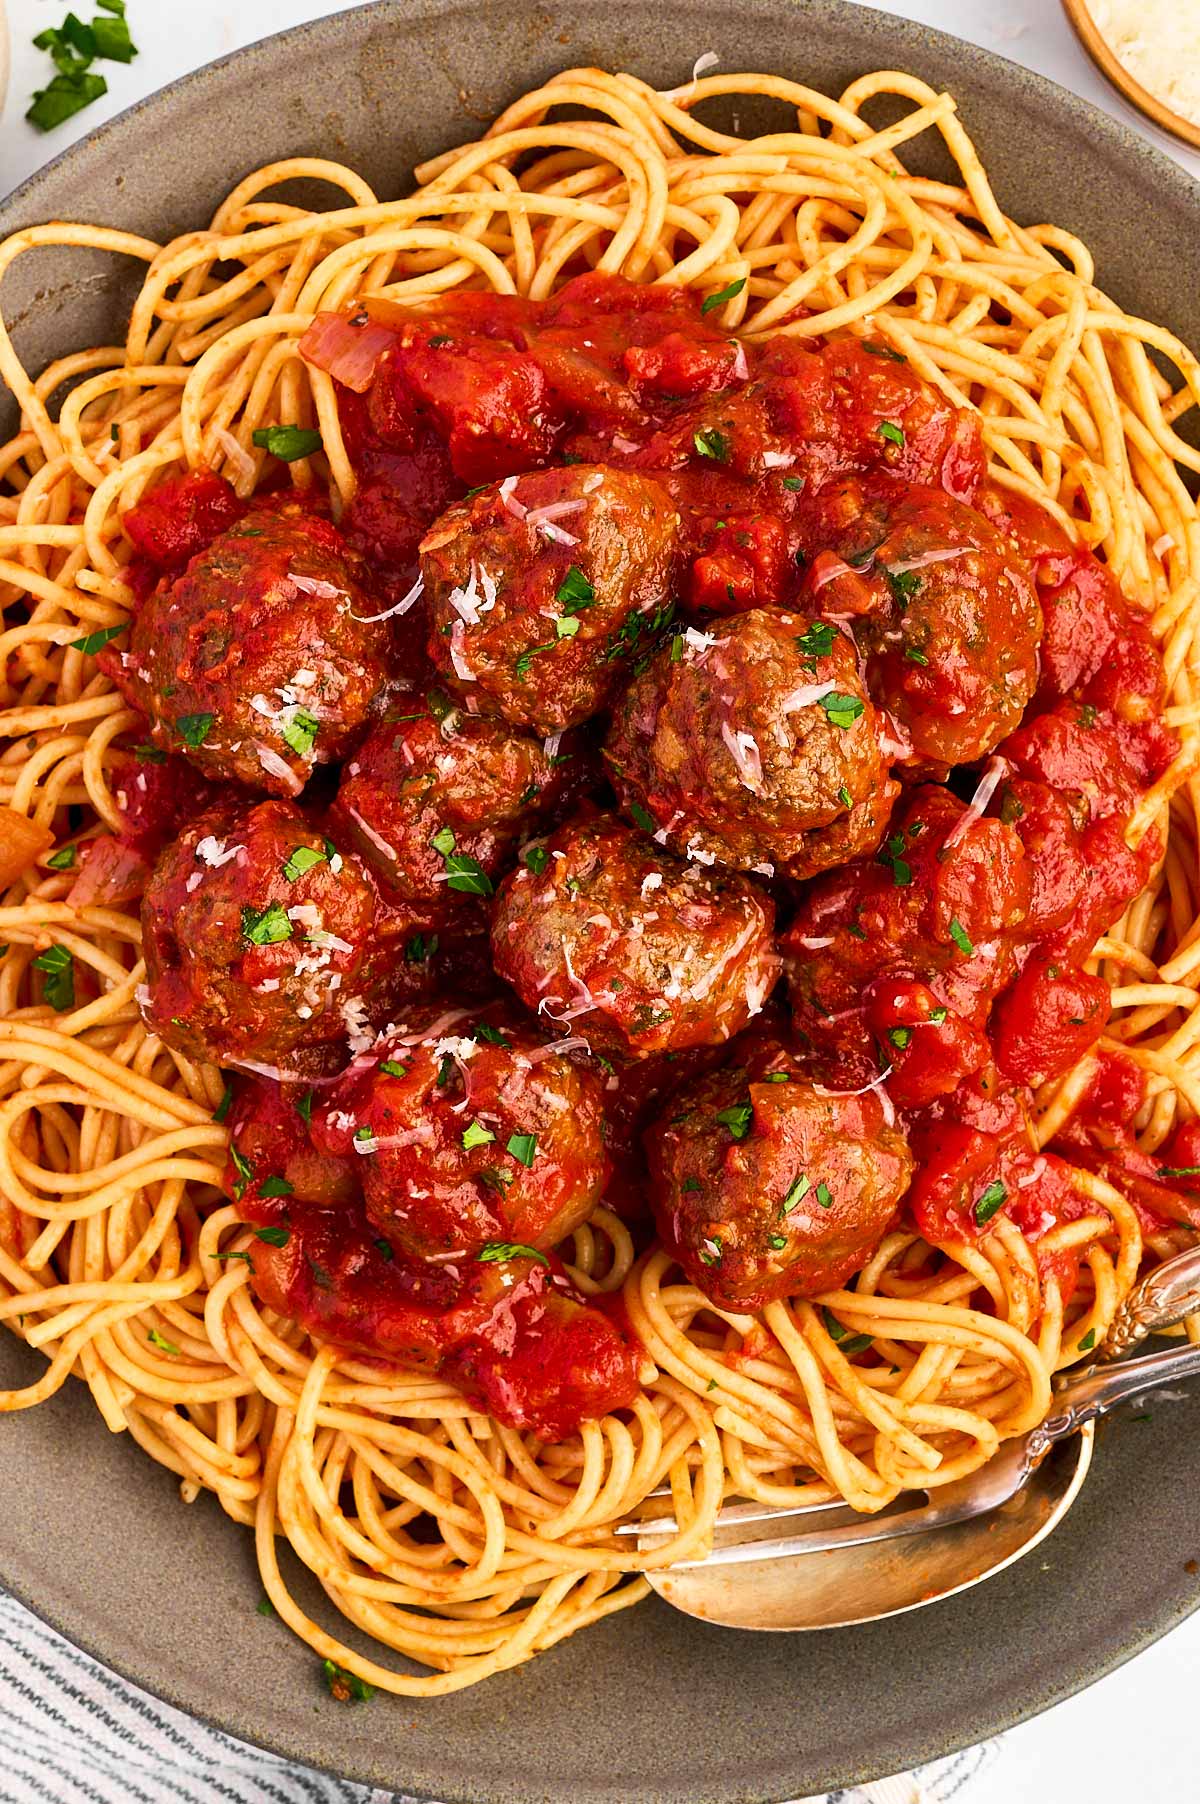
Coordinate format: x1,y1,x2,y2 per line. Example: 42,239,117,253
1063,0,1200,150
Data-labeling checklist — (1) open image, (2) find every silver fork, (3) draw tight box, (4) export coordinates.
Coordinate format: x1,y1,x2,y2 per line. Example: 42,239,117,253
620,1241,1200,1570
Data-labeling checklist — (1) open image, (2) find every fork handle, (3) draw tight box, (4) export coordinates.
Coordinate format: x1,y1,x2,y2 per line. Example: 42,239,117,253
1036,1340,1200,1450
1098,1241,1200,1360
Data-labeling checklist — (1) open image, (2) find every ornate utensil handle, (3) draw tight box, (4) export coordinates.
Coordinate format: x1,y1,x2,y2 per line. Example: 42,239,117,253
1036,1340,1200,1449
1097,1242,1200,1361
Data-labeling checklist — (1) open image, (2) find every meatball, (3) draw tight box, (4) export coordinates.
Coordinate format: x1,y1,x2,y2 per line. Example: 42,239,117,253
314,1008,611,1262
796,481,1042,772
421,464,681,732
328,688,581,903
141,798,418,1071
604,608,898,879
490,811,779,1059
112,501,395,795
646,1034,913,1309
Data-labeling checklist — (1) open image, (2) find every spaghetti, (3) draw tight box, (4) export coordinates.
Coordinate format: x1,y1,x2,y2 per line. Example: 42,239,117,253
0,64,1198,1697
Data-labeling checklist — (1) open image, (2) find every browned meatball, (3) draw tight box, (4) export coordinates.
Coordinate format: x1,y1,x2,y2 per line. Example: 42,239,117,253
421,464,681,732
328,689,583,904
796,480,1042,773
645,1034,913,1309
490,811,779,1059
314,1007,611,1263
112,502,396,795
141,798,421,1072
604,607,898,879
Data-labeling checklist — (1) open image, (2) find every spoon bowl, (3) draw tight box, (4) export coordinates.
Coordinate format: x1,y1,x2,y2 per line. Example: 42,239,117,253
646,1427,1092,1631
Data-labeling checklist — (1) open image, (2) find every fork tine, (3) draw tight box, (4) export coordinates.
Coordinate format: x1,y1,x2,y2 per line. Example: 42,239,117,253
615,1495,857,1537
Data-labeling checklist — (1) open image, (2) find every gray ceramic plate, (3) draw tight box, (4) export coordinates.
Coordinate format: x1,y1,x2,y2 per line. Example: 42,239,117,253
2,5,1200,1799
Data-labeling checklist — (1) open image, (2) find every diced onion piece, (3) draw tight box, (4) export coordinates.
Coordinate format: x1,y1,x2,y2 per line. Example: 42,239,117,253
298,311,396,392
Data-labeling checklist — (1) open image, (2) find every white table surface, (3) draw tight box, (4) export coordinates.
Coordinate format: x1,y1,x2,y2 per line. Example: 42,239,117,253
2,3,1200,1801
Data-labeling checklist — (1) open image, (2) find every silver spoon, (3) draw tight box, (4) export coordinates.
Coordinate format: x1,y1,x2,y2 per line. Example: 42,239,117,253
633,1242,1200,1630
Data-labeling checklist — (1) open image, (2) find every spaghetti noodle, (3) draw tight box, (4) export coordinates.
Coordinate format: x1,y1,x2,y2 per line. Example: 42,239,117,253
0,64,1198,1696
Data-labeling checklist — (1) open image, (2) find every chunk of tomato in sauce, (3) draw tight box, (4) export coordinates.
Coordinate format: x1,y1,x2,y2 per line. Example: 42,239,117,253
122,469,245,572
990,955,1110,1089
864,978,991,1110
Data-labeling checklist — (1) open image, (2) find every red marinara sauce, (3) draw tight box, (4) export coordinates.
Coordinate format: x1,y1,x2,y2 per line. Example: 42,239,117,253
115,272,1180,1441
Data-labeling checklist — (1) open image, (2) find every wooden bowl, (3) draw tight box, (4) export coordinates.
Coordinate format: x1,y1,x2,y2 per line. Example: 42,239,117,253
1062,0,1200,151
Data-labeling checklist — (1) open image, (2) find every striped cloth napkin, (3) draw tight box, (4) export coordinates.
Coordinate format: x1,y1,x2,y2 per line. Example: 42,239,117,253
0,1589,998,1804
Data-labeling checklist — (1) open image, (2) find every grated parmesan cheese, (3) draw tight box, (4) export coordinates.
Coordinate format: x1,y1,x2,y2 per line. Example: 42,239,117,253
1089,0,1200,127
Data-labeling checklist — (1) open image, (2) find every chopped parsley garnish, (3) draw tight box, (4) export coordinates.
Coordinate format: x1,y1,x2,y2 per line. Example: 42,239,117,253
701,277,747,315
974,1179,1006,1226
177,711,214,748
506,1132,538,1167
862,341,906,362
146,1327,179,1355
795,621,835,661
904,647,929,665
33,944,74,1010
27,69,108,131
522,844,549,875
693,426,732,463
254,1221,291,1241
478,1239,548,1265
948,917,974,956
252,425,323,462
928,1007,948,1024
405,932,438,963
379,1059,408,1079
815,1182,833,1209
822,1307,872,1354
212,1249,254,1269
767,1233,788,1251
1078,1328,1097,1351
629,801,657,835
213,1083,234,1124
133,742,166,764
26,8,137,133
444,853,494,896
556,566,595,612
462,1119,496,1150
820,692,864,729
837,784,853,810
295,1089,314,1127
682,1177,701,1193
46,844,76,870
885,567,921,610
283,844,325,882
281,708,319,757
782,475,805,491
878,832,912,887
887,1026,912,1050
70,622,126,655
1157,1165,1200,1178
374,1238,394,1261
228,1144,254,1199
715,1100,753,1140
241,902,293,946
878,420,905,447
256,1596,276,1617
782,1174,811,1213
474,1023,510,1047
255,1181,292,1203
555,615,580,639
671,633,684,662
436,1054,455,1087
321,1659,374,1703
